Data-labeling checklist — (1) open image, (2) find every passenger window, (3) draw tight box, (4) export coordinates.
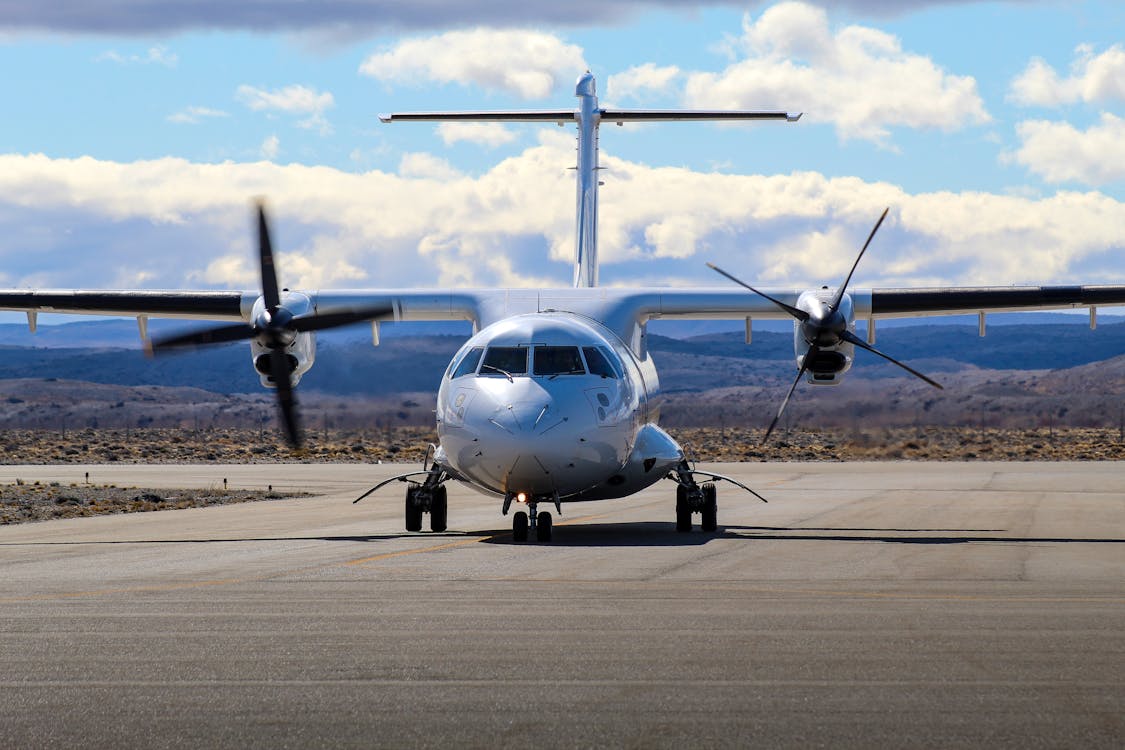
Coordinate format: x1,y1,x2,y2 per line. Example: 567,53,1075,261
452,347,484,378
534,346,585,376
583,346,620,379
481,346,528,376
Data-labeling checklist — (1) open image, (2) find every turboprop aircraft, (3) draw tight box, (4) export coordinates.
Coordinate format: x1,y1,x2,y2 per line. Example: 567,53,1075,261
4,71,1125,542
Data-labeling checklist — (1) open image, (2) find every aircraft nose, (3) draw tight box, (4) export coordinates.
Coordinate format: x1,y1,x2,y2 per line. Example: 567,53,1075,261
452,380,607,497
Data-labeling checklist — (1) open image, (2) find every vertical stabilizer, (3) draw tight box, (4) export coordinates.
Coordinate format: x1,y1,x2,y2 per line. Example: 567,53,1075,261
573,71,600,288
379,74,799,290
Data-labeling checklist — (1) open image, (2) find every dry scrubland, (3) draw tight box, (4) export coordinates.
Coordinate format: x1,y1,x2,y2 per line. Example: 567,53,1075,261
1,425,1124,464
0,482,300,525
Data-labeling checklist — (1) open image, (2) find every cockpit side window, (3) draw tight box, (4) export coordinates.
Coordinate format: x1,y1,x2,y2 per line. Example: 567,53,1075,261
452,347,484,378
533,346,585,376
583,346,621,379
481,346,528,376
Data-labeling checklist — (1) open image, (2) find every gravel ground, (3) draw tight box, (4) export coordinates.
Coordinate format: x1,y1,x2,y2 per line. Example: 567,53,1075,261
0,482,303,525
0,426,1122,464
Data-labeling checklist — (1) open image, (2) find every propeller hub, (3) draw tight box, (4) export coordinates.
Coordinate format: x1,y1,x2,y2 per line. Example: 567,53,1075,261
256,306,297,348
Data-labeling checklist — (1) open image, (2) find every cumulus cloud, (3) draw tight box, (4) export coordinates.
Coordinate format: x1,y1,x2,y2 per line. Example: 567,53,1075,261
260,135,280,160
606,63,681,101
1009,44,1125,107
94,45,177,66
167,106,229,124
397,153,463,181
682,2,991,144
236,84,334,134
435,123,517,148
1006,113,1125,185
359,28,587,99
0,142,1122,296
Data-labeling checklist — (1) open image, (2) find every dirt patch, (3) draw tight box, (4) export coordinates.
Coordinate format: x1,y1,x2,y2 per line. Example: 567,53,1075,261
0,482,306,525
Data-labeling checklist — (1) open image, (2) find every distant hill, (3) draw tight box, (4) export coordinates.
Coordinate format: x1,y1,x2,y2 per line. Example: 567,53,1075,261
0,319,1123,397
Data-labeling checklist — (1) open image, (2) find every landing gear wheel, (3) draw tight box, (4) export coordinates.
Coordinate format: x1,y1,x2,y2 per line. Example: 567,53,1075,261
429,485,448,532
536,511,553,542
405,487,423,532
675,485,692,533
700,483,718,532
513,511,529,542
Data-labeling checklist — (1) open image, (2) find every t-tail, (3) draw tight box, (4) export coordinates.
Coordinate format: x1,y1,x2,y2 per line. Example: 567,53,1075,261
380,72,801,288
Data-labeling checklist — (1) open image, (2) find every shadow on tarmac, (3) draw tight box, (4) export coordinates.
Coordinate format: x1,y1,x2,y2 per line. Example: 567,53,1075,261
4,524,1122,548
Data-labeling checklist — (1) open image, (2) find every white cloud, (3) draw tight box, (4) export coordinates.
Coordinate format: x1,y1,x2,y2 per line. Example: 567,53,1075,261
359,28,587,100
682,2,991,144
167,106,229,124
94,45,177,66
435,122,517,148
1006,113,1125,185
236,84,334,134
1009,44,1125,107
260,135,280,160
607,63,681,101
398,153,463,181
1,144,1123,296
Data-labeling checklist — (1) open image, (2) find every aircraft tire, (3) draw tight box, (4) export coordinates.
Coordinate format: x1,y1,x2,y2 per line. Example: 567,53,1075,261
429,486,448,532
536,511,553,542
405,488,423,532
675,485,692,533
701,483,718,532
513,511,529,542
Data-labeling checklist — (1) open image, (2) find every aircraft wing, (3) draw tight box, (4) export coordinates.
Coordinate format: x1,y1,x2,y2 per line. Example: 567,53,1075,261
0,290,252,321
632,285,1125,322
868,285,1125,318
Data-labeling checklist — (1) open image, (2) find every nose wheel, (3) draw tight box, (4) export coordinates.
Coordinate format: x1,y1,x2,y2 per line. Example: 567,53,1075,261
511,503,553,543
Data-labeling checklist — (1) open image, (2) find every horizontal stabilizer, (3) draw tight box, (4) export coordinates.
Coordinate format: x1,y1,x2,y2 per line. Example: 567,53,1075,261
380,110,576,123
601,110,801,123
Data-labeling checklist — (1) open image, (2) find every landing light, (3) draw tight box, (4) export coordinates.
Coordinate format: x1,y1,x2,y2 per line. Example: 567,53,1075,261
516,493,527,504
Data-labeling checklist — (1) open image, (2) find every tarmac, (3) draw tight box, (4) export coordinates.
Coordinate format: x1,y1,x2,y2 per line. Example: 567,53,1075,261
0,462,1122,748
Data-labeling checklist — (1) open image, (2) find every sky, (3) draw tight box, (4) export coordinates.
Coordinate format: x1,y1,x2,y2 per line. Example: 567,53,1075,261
1,0,1124,299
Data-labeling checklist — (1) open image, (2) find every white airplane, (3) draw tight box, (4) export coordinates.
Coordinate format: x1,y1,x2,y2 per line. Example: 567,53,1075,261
4,71,1125,542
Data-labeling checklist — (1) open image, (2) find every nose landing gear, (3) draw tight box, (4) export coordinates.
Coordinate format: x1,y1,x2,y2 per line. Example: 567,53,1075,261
505,493,558,542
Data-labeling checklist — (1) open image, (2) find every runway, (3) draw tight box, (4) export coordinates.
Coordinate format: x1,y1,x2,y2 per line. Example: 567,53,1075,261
0,462,1122,748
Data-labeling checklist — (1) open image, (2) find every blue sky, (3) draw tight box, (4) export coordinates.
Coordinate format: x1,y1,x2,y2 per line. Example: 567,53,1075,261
1,0,1124,297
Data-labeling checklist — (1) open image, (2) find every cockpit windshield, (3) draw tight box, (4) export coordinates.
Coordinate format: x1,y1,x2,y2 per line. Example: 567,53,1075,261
533,346,585,377
481,346,528,377
451,347,484,378
583,346,621,379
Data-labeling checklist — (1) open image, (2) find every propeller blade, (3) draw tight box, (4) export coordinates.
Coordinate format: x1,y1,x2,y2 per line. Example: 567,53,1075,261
290,305,394,333
829,207,889,313
840,330,943,390
268,348,302,449
764,345,815,443
707,262,810,322
146,323,257,354
257,202,282,313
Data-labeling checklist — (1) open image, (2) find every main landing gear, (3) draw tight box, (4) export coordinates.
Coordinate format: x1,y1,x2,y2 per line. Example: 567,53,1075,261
405,483,448,533
504,493,558,543
668,460,769,533
675,481,718,533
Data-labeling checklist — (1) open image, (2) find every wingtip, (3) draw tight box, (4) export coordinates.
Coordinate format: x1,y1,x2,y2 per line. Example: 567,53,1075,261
788,113,803,122
378,114,392,123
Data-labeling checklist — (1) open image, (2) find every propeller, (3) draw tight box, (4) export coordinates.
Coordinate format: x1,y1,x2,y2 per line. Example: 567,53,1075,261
148,201,392,449
709,207,942,443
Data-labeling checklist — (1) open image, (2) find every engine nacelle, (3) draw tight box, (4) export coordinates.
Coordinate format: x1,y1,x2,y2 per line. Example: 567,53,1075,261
793,288,856,386
247,291,317,388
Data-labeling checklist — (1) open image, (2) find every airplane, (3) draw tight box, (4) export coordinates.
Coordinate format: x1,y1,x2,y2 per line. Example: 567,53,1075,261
4,70,1125,543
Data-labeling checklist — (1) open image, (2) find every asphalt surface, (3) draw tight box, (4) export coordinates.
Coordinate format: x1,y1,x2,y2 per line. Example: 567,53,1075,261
1,462,1123,748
